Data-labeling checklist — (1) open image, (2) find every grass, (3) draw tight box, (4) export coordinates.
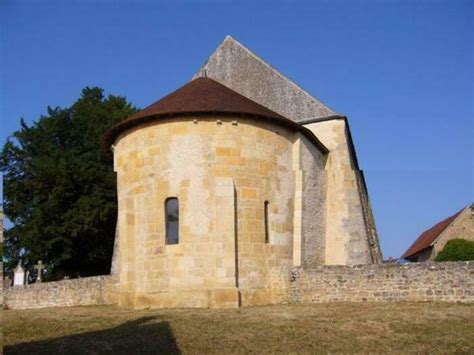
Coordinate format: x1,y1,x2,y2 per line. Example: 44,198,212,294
3,302,473,354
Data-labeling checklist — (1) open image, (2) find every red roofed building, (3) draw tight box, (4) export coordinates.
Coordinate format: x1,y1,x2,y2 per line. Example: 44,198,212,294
403,204,474,262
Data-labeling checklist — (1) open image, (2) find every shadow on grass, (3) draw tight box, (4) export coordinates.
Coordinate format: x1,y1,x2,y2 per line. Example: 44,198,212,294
5,316,181,354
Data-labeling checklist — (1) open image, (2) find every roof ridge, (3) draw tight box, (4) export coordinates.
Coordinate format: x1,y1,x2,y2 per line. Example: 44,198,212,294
193,35,340,120
221,36,340,117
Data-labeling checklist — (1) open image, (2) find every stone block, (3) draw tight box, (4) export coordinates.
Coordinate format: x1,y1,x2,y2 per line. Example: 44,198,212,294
209,288,240,308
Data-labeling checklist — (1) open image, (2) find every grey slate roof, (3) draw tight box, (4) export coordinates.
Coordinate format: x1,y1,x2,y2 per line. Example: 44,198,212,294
193,35,340,122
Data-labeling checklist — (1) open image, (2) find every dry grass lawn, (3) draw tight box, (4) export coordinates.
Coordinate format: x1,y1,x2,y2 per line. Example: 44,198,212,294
3,302,473,354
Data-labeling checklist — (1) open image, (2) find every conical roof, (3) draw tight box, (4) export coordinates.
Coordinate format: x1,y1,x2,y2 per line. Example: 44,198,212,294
127,77,286,121
102,78,328,154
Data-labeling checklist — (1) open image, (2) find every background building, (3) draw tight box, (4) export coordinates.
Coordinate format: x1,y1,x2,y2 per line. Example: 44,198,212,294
403,204,474,262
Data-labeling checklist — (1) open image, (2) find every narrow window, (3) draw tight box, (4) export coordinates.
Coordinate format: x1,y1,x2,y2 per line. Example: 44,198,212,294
165,197,179,245
264,200,270,244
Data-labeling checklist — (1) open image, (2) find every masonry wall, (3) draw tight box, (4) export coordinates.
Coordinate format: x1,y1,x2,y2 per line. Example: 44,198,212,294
113,115,328,308
4,275,118,310
280,262,473,304
4,262,473,309
194,35,383,266
304,119,376,265
432,207,474,259
1,207,3,306
299,135,327,266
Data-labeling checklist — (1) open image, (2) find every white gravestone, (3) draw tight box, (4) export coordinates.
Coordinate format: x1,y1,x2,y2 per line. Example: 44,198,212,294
13,262,25,286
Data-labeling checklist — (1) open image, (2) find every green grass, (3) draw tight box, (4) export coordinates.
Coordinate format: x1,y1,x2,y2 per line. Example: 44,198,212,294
3,302,473,354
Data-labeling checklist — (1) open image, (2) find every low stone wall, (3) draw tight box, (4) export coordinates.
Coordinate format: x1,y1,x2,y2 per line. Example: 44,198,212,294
4,262,473,310
285,262,473,303
0,262,3,306
4,275,118,310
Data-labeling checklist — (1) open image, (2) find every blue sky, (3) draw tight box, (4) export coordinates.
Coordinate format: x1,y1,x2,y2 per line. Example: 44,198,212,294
1,0,472,258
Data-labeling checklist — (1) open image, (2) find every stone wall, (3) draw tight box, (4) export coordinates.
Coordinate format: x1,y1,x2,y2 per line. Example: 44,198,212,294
304,119,376,265
299,135,327,266
283,262,473,304
1,206,3,306
112,114,328,308
4,262,473,309
431,206,474,260
4,275,118,310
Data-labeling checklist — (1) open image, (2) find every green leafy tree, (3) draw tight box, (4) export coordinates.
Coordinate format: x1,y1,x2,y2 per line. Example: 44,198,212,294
435,238,474,262
0,88,137,280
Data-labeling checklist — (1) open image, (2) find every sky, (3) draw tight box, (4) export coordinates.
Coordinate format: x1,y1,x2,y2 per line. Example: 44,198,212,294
1,0,473,259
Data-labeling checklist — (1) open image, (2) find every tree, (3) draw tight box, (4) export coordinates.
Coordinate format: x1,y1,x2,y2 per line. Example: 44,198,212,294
435,238,474,262
0,87,137,280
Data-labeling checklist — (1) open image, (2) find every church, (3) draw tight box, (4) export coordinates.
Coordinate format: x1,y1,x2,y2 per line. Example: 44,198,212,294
102,36,383,308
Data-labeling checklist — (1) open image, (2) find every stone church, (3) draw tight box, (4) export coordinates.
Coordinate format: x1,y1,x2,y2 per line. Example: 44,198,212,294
102,36,383,308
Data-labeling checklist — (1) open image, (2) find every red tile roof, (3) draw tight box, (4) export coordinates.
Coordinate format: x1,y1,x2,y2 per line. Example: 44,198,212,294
101,78,328,155
402,207,465,259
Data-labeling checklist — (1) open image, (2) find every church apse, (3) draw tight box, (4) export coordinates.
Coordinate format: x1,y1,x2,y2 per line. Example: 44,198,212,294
101,36,383,309
104,78,328,308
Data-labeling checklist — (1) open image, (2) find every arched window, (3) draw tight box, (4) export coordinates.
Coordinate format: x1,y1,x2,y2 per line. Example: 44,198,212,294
264,200,270,244
165,197,179,245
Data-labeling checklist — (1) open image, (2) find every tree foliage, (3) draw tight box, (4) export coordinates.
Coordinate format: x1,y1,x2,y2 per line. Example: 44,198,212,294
435,238,474,262
0,87,137,280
